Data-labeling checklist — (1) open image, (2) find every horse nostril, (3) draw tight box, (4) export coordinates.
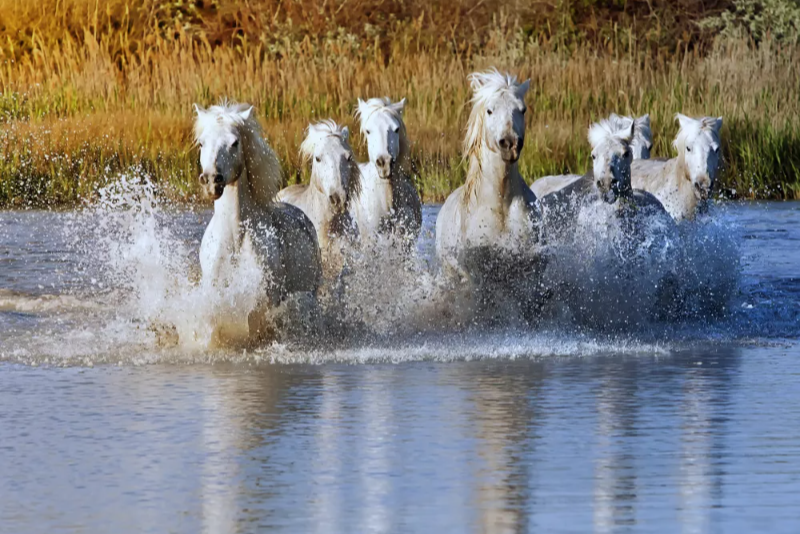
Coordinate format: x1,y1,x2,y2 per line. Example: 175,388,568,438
329,193,342,207
499,139,508,149
376,156,388,168
199,174,208,185
214,173,224,185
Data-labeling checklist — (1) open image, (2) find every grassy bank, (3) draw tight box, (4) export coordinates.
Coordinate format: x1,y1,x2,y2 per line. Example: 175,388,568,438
0,1,799,206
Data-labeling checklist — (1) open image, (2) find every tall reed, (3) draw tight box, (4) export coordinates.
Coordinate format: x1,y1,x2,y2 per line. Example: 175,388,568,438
0,3,798,206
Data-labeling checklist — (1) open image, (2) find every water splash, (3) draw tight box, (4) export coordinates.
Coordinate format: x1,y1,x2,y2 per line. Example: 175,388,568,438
0,176,775,368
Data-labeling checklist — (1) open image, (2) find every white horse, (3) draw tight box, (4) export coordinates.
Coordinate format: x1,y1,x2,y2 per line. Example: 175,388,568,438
195,102,322,342
530,113,652,198
435,69,545,320
539,118,680,328
276,120,361,276
540,117,674,234
351,97,422,244
631,114,722,221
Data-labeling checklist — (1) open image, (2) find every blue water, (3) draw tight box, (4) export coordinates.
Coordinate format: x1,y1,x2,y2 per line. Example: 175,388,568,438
1,201,799,533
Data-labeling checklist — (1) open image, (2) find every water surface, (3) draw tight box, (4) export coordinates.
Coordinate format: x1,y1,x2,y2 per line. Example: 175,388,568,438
1,201,799,533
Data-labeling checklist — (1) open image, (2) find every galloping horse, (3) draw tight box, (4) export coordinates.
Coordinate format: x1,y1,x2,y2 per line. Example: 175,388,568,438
351,97,422,245
435,69,545,320
531,113,652,199
631,114,722,221
194,102,321,342
277,120,361,276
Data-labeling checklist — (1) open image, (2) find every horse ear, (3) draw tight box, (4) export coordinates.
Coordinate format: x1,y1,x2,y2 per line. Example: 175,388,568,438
341,126,350,141
393,97,407,115
356,98,368,118
238,106,253,121
626,119,636,141
468,72,485,93
713,116,723,132
193,103,205,115
636,114,650,128
517,79,531,98
675,113,693,129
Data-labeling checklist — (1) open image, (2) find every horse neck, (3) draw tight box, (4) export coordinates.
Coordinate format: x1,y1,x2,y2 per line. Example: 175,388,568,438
239,121,280,205
214,174,249,249
666,153,697,212
465,144,520,206
389,136,414,207
307,172,338,237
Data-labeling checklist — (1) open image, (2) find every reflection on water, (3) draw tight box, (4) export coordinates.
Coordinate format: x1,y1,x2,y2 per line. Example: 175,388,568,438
3,344,800,533
1,202,799,532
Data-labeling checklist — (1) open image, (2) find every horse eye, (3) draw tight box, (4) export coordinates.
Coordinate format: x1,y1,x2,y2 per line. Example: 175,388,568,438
624,150,631,159
487,109,493,115
393,127,400,133
686,146,692,153
347,154,353,162
315,156,321,163
591,154,596,160
365,130,371,135
231,140,239,148
522,107,527,114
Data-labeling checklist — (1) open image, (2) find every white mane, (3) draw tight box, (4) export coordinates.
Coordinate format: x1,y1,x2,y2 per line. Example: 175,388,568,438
299,119,351,163
463,68,529,158
193,101,281,204
588,117,634,148
673,114,722,153
355,97,406,134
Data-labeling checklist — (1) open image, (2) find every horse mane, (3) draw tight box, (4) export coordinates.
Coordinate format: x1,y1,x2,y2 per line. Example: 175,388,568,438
193,100,281,205
673,115,722,151
355,97,413,181
300,119,362,204
588,117,634,148
462,69,529,200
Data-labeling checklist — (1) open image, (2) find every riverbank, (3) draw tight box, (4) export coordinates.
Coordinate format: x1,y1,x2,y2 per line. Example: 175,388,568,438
1,2,799,207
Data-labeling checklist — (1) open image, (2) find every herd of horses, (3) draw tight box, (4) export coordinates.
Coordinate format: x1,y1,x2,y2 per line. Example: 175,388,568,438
192,68,723,341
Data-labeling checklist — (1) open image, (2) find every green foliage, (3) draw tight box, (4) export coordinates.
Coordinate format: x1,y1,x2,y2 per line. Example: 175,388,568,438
700,0,800,44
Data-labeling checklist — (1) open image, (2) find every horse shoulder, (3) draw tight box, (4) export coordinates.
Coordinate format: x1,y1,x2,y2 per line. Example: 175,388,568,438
435,186,466,256
266,202,322,294
631,158,672,191
393,176,422,225
531,174,582,198
631,190,679,231
276,184,308,206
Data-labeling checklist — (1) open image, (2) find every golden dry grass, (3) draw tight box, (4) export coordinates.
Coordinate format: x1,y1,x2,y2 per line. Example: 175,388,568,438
0,1,798,206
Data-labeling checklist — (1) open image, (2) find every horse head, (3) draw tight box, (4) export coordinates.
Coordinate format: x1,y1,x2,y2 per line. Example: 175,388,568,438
588,117,635,203
194,103,253,200
301,120,361,214
675,114,723,203
357,97,407,179
465,69,530,163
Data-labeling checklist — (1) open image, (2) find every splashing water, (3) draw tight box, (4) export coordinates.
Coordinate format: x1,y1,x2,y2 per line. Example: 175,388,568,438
85,174,271,350
2,173,792,367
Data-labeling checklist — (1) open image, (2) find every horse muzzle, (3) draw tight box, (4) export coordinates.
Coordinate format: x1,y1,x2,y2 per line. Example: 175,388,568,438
498,137,522,163
329,192,346,212
199,173,225,200
694,181,712,201
375,155,394,179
